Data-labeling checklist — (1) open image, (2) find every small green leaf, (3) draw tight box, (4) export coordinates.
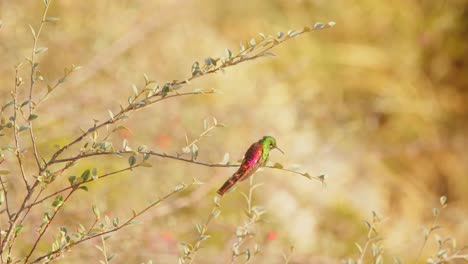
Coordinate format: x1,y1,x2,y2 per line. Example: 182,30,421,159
79,186,88,192
132,84,138,96
45,17,60,22
29,24,36,39
92,205,101,219
52,195,64,207
174,184,185,191
35,47,48,55
273,162,283,169
191,144,199,160
195,223,204,234
68,176,76,185
20,100,31,108
92,168,98,179
113,217,119,227
108,110,114,120
440,195,447,206
314,22,324,29
143,73,150,85
14,225,23,235
28,114,38,121
19,125,30,132
81,169,90,182
161,83,170,97
287,30,299,37
128,155,137,166
137,145,148,152
245,249,251,261
225,48,232,59
107,254,116,262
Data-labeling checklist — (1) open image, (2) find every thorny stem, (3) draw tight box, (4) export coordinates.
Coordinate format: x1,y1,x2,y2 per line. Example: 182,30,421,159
30,182,193,264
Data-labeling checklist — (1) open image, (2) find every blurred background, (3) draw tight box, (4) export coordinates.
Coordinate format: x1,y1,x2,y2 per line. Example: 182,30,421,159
1,0,467,263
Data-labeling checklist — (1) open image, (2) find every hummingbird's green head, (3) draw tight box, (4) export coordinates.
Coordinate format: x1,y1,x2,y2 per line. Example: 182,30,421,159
260,136,284,154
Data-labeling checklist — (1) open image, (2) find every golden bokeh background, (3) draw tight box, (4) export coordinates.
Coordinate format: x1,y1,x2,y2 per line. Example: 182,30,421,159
0,0,467,263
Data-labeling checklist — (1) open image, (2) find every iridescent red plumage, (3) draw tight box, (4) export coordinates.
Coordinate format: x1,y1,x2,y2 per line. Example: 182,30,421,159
216,142,264,195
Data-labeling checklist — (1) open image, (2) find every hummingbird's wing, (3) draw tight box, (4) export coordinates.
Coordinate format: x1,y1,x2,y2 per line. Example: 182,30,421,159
237,142,264,181
216,143,263,195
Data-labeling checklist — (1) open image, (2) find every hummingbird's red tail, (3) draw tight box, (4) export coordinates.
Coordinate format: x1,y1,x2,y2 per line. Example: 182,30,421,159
216,175,240,195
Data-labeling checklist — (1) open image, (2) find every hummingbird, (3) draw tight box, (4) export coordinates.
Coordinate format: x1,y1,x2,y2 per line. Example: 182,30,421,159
217,136,284,195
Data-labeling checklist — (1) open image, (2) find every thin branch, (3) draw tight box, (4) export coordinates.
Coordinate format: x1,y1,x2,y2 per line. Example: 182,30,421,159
0,180,40,254
30,181,194,264
25,167,133,210
415,208,442,263
24,189,75,263
184,122,218,150
8,188,45,256
27,0,52,170
230,176,261,263
46,90,215,167
180,197,220,264
51,150,323,182
0,177,10,223
12,65,31,190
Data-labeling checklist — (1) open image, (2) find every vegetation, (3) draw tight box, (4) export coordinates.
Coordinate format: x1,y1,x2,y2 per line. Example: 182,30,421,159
0,1,466,263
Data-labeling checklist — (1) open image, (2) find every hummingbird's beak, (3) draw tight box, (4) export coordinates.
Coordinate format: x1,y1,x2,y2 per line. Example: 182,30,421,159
276,146,285,154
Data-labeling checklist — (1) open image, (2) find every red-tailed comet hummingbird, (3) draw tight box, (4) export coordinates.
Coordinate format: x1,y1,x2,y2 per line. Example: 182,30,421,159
217,136,284,195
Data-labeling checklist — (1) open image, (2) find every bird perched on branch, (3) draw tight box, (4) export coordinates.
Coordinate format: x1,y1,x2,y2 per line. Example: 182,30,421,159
217,136,283,195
